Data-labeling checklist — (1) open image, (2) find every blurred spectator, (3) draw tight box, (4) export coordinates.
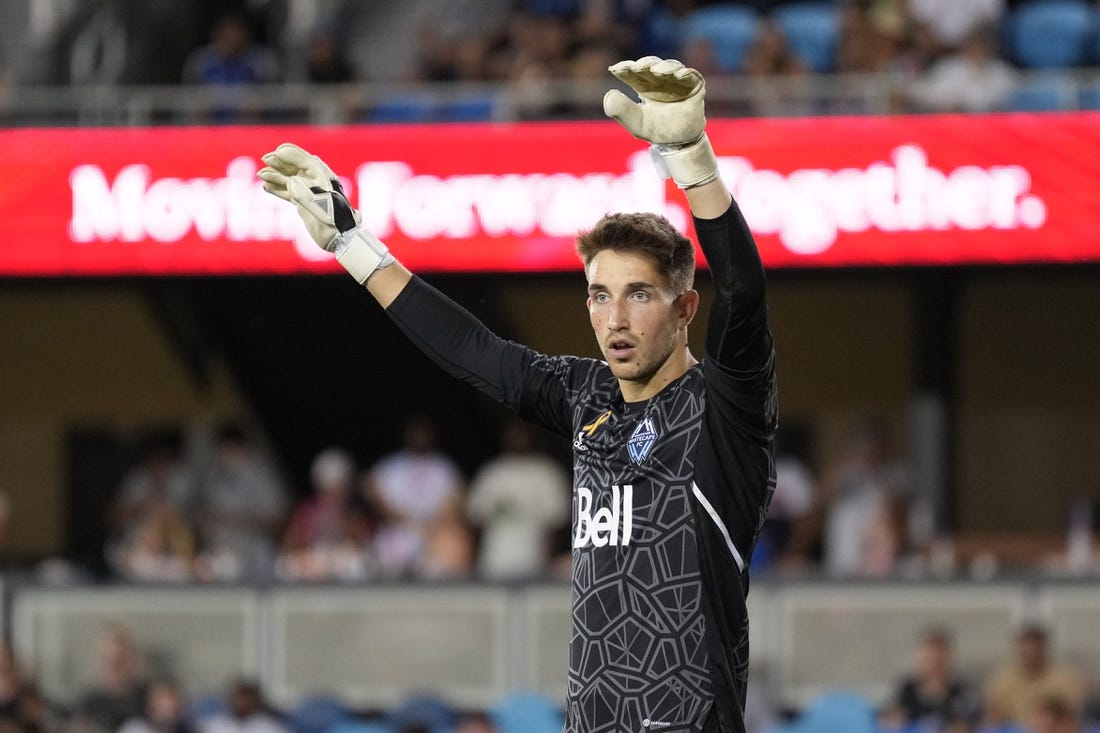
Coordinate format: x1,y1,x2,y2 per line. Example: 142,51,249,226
107,434,197,582
752,427,817,572
72,624,147,733
880,627,980,731
0,640,60,733
415,0,514,81
0,490,11,559
110,434,193,535
678,36,725,78
304,31,354,84
194,425,287,582
744,20,807,76
182,15,280,86
741,20,813,117
820,416,910,577
906,25,1017,113
417,0,645,87
984,625,1086,728
467,420,569,580
365,417,463,578
277,448,373,582
113,505,196,583
198,680,287,733
1026,695,1083,733
454,711,499,733
118,678,196,733
907,0,1004,51
0,641,25,725
419,509,475,580
572,0,642,58
181,14,281,122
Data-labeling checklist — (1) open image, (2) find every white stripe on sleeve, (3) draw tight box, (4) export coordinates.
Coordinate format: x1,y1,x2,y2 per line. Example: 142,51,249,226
691,481,746,572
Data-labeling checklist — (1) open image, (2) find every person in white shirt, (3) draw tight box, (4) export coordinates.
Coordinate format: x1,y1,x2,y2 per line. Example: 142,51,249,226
365,416,464,577
907,25,1018,113
117,678,195,733
194,425,288,581
198,680,288,733
907,0,1004,50
467,419,569,579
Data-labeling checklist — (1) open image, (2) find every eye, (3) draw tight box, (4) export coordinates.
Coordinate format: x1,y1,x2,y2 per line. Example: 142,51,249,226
592,292,611,304
631,291,650,302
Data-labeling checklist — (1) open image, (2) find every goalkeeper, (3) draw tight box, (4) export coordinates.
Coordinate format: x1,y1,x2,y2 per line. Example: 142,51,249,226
260,57,777,733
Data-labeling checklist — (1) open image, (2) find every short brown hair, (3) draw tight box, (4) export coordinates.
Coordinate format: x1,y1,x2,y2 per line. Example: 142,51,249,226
576,212,695,294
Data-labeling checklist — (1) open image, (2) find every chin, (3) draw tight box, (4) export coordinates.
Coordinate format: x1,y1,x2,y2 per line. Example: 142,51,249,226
608,361,649,383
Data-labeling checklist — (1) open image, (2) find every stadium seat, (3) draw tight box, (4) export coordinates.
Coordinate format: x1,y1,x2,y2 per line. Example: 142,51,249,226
367,96,436,123
491,692,564,733
1080,83,1100,109
439,94,497,122
1093,7,1100,65
329,722,395,733
285,696,353,733
772,3,840,72
763,691,876,733
1005,0,1093,68
680,4,761,72
1004,73,1076,111
522,0,583,15
187,694,227,723
385,695,456,732
642,6,688,59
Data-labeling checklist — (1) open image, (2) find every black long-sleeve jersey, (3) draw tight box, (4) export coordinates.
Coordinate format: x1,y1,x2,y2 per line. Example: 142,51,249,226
386,201,778,733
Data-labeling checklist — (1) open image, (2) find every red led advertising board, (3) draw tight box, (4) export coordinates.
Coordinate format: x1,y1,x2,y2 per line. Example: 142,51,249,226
1,114,1097,276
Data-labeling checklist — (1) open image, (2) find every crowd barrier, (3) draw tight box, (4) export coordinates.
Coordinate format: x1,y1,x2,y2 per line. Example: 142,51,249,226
7,578,1100,711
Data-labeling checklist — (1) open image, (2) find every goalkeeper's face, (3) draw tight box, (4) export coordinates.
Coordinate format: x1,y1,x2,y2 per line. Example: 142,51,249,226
585,249,698,391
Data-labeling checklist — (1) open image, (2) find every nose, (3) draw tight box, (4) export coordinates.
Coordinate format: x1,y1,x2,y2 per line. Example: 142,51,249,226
607,298,628,331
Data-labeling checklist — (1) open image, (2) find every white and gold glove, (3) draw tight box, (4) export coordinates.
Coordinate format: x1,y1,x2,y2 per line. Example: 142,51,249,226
258,143,393,283
603,56,719,189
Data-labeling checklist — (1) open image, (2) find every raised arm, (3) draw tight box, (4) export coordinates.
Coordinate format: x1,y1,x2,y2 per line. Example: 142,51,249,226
603,57,775,432
256,144,574,435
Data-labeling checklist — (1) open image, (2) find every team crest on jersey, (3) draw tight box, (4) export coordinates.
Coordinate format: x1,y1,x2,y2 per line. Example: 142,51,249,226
628,417,659,464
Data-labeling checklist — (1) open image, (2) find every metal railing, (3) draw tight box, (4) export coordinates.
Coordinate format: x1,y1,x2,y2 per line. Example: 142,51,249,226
3,69,1098,127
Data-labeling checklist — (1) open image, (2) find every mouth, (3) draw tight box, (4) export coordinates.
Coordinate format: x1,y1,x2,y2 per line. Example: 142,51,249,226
606,338,636,360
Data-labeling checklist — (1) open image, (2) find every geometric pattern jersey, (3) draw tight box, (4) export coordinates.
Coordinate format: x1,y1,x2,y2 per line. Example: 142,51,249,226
563,361,715,732
384,202,777,733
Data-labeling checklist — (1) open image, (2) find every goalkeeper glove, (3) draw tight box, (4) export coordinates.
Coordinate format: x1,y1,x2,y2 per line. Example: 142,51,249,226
258,143,394,284
603,56,719,189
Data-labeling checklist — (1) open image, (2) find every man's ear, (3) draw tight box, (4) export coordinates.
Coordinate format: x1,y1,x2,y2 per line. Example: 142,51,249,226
678,289,700,327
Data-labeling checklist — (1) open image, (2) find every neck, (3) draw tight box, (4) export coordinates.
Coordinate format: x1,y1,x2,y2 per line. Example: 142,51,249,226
619,345,697,403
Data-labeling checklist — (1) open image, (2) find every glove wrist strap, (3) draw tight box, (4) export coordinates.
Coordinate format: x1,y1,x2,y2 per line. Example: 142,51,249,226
333,227,395,284
652,134,720,189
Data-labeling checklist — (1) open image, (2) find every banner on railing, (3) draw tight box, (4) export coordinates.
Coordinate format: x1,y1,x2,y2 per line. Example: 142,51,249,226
2,114,1098,276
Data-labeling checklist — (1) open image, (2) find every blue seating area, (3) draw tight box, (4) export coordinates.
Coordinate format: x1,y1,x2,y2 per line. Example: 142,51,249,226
1005,0,1095,69
773,3,840,73
765,691,878,733
1080,82,1100,108
1004,73,1079,110
681,4,762,72
367,93,497,124
256,692,564,733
